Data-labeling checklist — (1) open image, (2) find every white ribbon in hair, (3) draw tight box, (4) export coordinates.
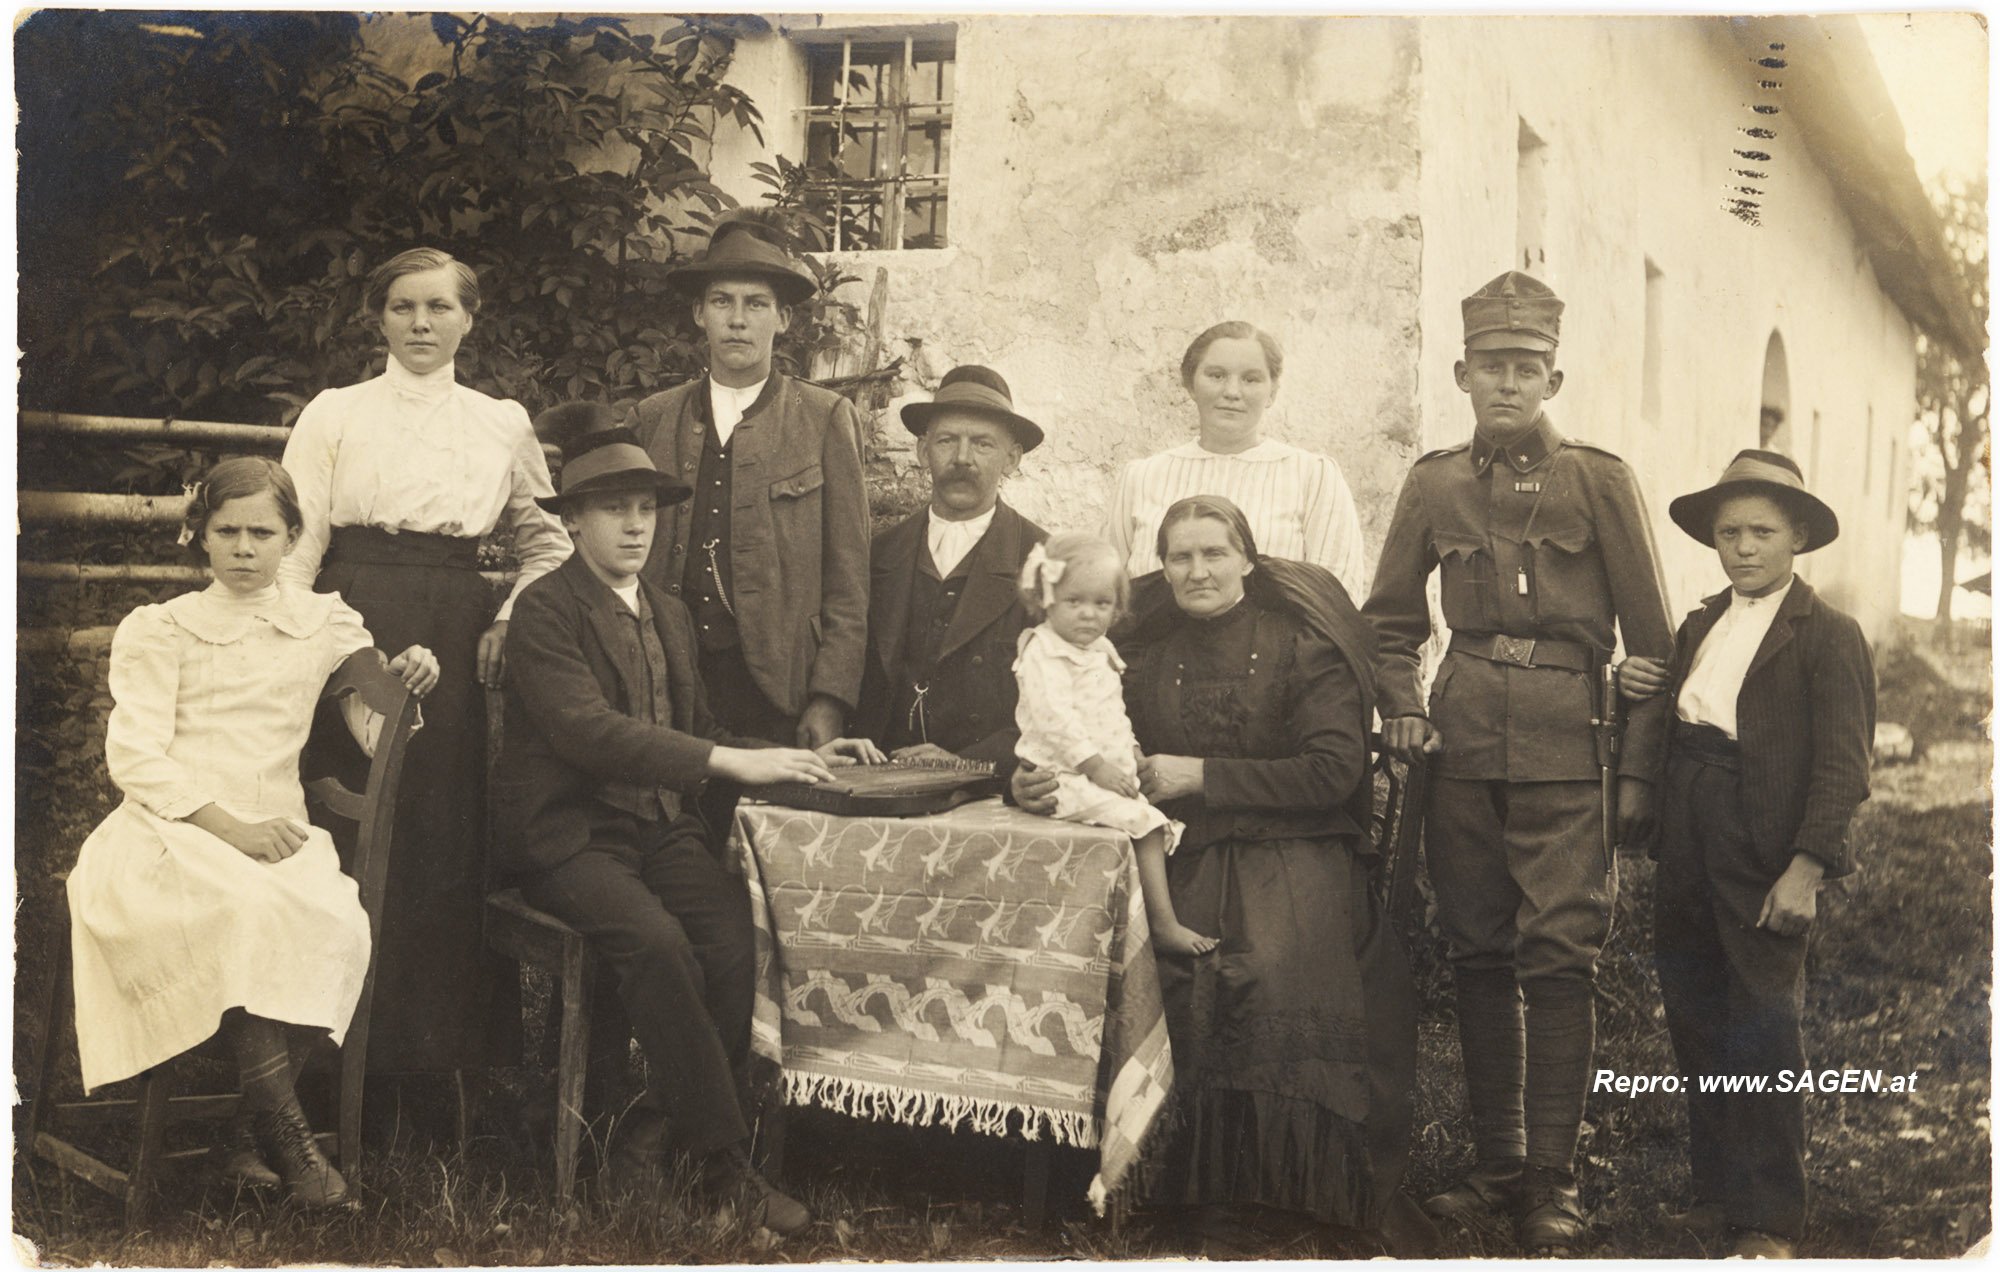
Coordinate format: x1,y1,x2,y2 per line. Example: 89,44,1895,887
176,481,203,547
1021,542,1067,610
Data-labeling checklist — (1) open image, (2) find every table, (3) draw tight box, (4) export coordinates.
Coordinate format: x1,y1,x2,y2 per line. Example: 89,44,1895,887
729,797,1173,1212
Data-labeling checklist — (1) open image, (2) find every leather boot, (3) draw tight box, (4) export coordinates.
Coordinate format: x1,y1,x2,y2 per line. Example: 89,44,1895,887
1516,1164,1586,1254
1424,1156,1526,1220
605,1105,670,1198
218,1105,280,1187
255,1106,350,1208
707,1143,810,1236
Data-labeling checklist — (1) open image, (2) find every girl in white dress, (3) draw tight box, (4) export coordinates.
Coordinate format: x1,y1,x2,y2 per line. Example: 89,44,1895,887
1013,535,1212,957
65,458,440,1206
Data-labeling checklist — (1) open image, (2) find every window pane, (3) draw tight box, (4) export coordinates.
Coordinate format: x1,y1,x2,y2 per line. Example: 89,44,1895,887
905,120,949,178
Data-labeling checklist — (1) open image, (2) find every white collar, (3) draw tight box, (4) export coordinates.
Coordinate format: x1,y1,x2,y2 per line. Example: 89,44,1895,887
383,355,458,404
1727,576,1795,613
167,582,341,644
709,376,768,406
1164,438,1293,463
927,504,997,538
1030,622,1124,670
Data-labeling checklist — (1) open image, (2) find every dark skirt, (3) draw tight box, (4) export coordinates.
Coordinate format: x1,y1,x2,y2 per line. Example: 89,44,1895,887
311,527,521,1073
1141,834,1416,1228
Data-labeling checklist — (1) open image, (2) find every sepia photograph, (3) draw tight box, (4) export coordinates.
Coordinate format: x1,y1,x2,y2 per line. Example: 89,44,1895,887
11,6,1991,1264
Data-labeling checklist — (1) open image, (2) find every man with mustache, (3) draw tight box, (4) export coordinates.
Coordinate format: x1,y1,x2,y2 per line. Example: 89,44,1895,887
852,365,1048,765
1363,272,1675,1255
632,215,869,752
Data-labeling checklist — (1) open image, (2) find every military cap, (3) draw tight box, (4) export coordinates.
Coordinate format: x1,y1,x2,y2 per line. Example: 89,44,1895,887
1463,271,1563,353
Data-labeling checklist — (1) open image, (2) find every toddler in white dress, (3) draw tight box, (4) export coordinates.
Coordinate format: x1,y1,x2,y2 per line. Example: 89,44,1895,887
1013,534,1214,956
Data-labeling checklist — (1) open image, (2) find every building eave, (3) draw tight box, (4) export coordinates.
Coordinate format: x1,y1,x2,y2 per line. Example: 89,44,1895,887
1723,14,1983,362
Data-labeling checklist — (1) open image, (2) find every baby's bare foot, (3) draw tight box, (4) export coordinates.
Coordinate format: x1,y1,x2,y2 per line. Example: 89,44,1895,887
1154,921,1219,956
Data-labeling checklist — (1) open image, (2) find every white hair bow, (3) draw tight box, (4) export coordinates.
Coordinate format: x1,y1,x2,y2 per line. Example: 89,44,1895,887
1020,542,1066,610
176,481,203,547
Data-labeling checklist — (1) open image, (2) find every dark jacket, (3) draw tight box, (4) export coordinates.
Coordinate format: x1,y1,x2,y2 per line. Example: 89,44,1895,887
1659,577,1875,879
631,373,870,718
852,500,1046,762
493,555,758,877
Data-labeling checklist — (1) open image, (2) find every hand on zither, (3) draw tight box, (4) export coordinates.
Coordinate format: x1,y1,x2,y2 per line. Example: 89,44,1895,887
817,737,888,767
711,746,837,787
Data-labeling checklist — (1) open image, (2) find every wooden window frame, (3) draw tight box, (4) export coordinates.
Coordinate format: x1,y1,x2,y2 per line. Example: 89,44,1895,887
800,32,954,251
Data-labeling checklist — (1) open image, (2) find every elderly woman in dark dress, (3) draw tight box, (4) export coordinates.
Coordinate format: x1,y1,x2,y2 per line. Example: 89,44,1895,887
1017,495,1425,1254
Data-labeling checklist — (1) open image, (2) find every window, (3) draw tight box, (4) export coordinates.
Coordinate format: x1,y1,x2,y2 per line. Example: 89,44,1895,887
1759,330,1791,451
1516,118,1548,274
1641,258,1664,424
802,32,954,250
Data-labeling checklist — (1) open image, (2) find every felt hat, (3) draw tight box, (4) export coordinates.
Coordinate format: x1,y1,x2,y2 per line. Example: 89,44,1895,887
666,215,818,307
1668,449,1840,552
899,365,1045,452
1463,270,1564,353
536,427,692,513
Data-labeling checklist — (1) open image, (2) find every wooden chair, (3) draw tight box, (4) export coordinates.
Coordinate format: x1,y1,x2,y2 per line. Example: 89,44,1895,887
1368,732,1430,931
22,649,419,1227
483,889,596,1201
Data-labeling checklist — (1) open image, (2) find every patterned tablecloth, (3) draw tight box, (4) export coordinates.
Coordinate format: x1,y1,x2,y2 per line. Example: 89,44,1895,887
729,796,1173,1210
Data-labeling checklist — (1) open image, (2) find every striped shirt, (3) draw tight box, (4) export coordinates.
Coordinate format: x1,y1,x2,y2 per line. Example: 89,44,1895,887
1104,439,1365,594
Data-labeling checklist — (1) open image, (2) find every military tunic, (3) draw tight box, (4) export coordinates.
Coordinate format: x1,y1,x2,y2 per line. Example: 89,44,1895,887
1366,412,1674,784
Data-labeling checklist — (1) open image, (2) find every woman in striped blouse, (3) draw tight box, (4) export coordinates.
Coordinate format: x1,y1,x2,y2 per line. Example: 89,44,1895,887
1104,322,1365,598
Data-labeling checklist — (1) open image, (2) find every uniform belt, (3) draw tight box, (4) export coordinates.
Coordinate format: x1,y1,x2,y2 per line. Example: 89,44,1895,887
326,525,482,570
1670,720,1743,772
1448,632,1595,672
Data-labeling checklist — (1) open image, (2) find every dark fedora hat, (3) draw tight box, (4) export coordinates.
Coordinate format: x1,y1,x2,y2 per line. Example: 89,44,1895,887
536,427,692,513
666,214,818,307
900,365,1045,452
1668,448,1839,552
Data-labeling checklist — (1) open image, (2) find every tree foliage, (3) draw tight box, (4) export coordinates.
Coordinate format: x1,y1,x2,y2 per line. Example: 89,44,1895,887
1906,175,1990,626
17,12,864,457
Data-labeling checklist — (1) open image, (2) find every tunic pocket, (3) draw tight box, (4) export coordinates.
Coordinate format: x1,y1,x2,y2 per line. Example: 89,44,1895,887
1433,530,1498,631
1525,523,1609,625
769,464,824,500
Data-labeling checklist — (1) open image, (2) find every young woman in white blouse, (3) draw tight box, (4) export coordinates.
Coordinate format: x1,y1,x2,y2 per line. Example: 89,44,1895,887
68,458,439,1206
1104,322,1366,599
279,248,569,1091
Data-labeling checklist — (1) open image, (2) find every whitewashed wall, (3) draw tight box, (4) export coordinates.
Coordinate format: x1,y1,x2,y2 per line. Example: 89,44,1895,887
1416,16,1916,641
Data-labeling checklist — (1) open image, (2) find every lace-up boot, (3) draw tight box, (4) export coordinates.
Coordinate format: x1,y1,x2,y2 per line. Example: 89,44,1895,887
256,1106,350,1207
218,1105,281,1188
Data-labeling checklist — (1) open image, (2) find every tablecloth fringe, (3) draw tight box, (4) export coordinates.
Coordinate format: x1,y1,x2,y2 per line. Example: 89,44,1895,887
783,1070,1099,1149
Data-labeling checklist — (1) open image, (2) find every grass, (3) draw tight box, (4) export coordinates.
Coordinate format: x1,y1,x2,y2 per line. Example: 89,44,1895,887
15,627,1991,1261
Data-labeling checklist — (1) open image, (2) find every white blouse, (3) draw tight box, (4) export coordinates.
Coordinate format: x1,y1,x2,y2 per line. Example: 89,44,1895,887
278,358,571,619
1104,438,1366,597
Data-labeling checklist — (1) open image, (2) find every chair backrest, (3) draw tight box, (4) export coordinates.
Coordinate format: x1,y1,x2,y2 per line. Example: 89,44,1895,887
305,650,421,930
1367,732,1428,928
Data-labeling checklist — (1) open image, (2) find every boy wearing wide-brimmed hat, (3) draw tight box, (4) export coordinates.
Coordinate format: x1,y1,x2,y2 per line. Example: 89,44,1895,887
630,214,870,754
495,426,881,1235
852,365,1049,764
1617,450,1874,1259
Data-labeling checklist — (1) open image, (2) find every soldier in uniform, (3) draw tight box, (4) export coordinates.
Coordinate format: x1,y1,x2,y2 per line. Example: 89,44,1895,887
852,365,1049,765
1363,272,1674,1253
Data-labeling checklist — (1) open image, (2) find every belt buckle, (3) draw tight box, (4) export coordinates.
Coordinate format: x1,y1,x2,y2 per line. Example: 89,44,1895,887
1494,635,1536,667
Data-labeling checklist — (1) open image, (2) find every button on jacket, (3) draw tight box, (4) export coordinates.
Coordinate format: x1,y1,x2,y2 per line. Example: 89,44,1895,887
853,499,1046,763
631,373,870,718
1364,413,1675,781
